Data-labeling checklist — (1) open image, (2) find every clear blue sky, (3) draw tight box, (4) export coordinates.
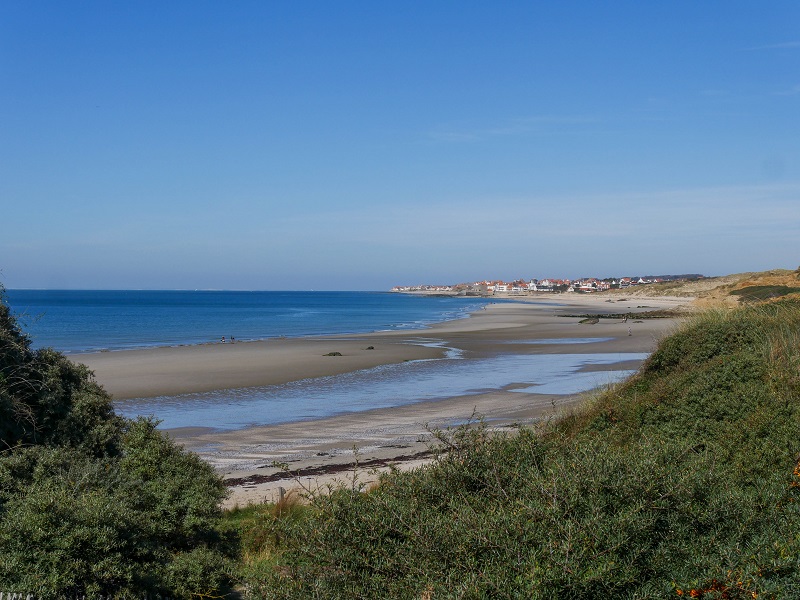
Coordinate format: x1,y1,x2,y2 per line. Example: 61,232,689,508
1,1,798,290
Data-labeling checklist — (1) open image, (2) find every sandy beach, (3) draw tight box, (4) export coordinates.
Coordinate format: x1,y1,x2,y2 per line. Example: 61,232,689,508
72,293,692,508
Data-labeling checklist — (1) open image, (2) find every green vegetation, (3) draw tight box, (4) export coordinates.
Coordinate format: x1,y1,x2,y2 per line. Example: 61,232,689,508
0,291,232,598
730,285,800,302
229,299,800,598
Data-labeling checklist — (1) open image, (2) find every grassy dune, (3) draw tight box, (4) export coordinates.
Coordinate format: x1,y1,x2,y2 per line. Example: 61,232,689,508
608,267,800,307
227,297,800,599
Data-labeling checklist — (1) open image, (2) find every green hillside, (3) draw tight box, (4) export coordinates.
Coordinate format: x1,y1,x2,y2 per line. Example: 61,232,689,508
232,299,800,599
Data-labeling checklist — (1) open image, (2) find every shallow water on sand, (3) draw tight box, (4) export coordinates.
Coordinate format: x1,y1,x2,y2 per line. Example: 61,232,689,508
116,350,648,431
506,337,615,345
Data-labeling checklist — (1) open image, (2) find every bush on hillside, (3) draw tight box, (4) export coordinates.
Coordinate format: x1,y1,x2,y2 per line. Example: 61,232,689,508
0,292,232,598
236,299,800,599
729,285,800,302
0,298,122,455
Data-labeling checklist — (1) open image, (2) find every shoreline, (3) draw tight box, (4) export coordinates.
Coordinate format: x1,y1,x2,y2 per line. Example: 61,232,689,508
57,309,481,357
70,294,694,508
43,291,489,356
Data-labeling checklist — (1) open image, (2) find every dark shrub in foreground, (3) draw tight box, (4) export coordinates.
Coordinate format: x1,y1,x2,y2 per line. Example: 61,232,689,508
0,293,232,598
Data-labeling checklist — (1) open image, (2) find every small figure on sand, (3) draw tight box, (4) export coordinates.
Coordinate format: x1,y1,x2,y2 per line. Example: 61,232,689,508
628,327,632,336
221,336,226,343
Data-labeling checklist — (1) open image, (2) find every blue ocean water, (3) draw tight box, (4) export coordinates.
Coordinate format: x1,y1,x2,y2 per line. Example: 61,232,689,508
5,290,493,354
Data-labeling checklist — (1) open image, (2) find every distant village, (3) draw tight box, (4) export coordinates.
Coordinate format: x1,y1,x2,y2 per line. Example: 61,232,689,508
391,274,704,296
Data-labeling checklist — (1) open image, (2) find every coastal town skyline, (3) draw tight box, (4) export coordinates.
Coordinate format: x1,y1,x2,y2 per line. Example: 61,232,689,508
392,273,705,294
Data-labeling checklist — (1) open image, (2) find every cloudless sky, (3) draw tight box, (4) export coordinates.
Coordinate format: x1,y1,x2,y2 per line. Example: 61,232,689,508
1,1,798,290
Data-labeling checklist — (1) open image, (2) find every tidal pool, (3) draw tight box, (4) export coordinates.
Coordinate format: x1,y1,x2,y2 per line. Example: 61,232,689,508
116,349,648,431
516,337,614,344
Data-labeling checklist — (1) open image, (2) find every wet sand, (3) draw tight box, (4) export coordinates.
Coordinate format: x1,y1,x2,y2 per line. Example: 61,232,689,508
72,336,444,399
71,294,692,508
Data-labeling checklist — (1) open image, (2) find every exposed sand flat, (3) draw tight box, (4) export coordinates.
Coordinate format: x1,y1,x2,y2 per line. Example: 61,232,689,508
70,294,693,508
74,337,444,399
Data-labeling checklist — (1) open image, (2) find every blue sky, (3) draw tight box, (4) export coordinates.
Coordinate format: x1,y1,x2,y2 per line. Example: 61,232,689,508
1,1,798,290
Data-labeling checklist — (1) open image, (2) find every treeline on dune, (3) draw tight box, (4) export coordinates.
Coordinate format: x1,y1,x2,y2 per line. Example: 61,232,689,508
2,277,800,598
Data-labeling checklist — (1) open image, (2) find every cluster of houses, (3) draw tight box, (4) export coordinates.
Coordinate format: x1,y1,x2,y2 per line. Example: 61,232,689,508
392,276,672,296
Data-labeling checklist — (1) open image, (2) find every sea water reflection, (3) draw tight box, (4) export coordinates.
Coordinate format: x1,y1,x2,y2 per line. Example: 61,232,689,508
116,349,649,431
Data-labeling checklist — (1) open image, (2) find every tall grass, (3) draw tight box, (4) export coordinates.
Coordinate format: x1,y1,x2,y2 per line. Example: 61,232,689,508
229,299,800,599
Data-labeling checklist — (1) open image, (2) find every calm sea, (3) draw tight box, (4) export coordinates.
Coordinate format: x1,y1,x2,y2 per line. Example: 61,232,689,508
5,289,492,354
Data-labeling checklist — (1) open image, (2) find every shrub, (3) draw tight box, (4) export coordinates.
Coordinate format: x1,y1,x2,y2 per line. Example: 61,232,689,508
0,297,123,455
730,285,800,301
0,290,232,598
